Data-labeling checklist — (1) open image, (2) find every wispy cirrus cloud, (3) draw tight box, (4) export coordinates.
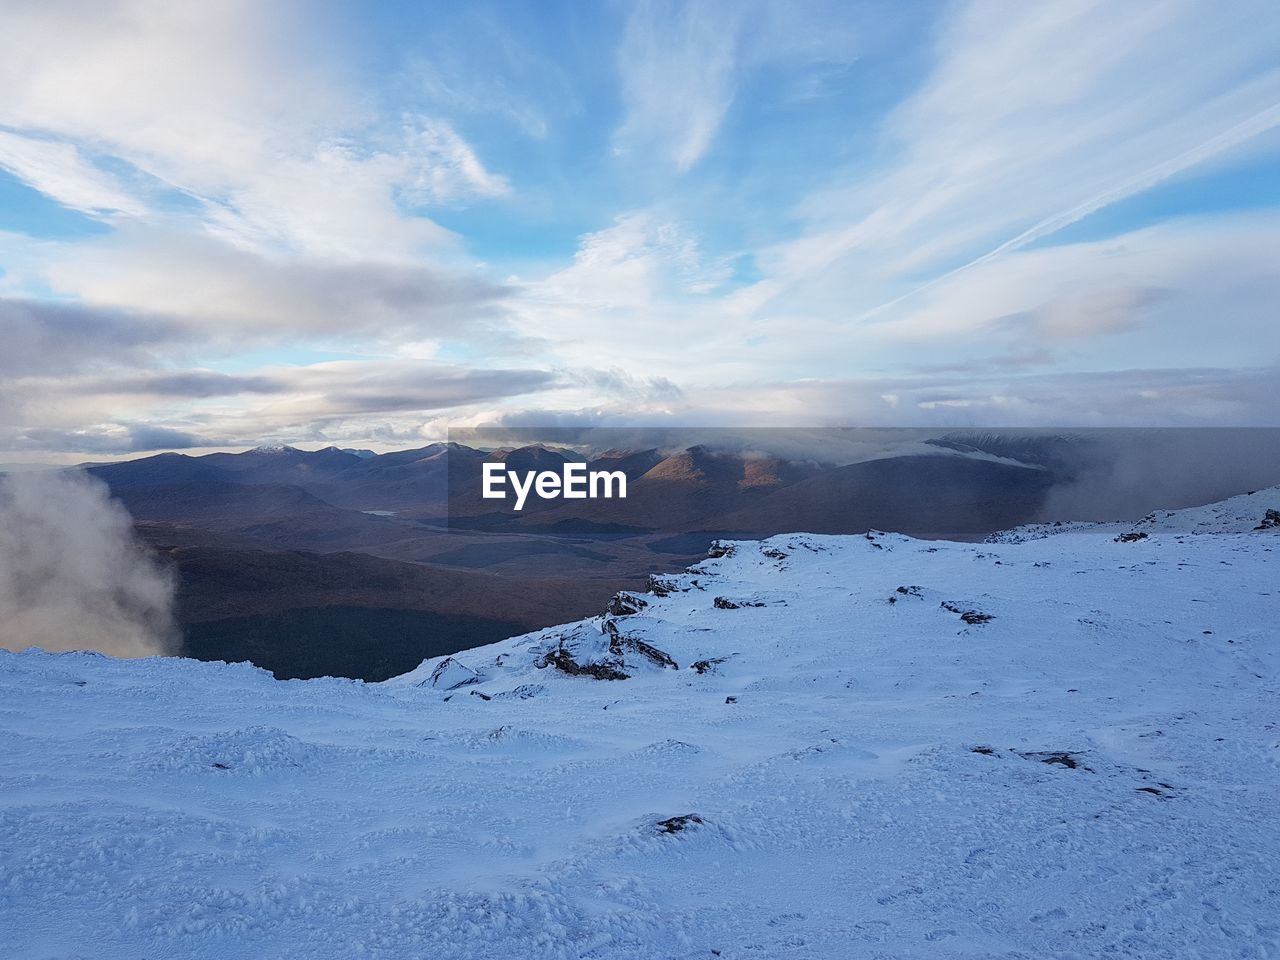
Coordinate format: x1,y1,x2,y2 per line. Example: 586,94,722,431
614,1,742,172
534,0,1280,425
400,118,512,204
613,0,861,172
682,363,1280,429
0,132,150,219
756,1,1280,317
0,0,510,259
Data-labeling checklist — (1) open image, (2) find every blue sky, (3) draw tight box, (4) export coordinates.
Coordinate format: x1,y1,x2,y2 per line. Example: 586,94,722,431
0,0,1278,459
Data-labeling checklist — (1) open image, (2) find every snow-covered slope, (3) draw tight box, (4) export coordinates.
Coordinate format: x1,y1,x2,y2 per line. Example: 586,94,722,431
990,484,1280,541
2,490,1279,959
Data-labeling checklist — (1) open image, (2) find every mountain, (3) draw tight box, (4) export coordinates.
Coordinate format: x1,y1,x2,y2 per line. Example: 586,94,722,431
483,445,826,532
86,441,1051,537
3,488,1277,958
702,453,1053,537
924,431,1098,478
587,446,665,480
111,480,410,552
85,450,227,489
458,446,1052,536
86,443,463,516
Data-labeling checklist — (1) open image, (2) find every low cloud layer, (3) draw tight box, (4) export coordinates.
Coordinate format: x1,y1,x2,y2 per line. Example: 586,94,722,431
1037,428,1280,521
0,298,178,377
0,470,177,657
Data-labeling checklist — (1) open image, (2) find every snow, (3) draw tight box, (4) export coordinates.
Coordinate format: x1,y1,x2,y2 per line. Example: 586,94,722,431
2,490,1279,958
990,485,1280,541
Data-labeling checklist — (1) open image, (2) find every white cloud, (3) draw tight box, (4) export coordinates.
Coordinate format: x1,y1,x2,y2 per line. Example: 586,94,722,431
613,0,860,172
0,1,508,259
869,213,1280,367
542,212,728,307
1,0,1278,452
2,356,561,454
196,142,456,262
0,132,149,218
400,117,512,203
508,212,746,380
685,364,1280,428
615,1,740,172
754,0,1280,318
33,228,511,345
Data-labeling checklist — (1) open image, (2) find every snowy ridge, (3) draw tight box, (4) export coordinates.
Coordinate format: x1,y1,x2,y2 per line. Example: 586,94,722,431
989,483,1280,542
2,494,1279,958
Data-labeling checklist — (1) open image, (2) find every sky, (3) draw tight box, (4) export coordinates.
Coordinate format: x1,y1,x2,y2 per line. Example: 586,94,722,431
0,0,1278,462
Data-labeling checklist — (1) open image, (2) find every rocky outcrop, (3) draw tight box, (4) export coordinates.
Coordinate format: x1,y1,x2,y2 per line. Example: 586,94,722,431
646,575,682,597
609,633,678,669
606,592,649,617
941,601,994,625
418,657,482,691
1115,531,1149,543
601,618,678,669
538,646,630,681
656,814,704,833
691,657,729,675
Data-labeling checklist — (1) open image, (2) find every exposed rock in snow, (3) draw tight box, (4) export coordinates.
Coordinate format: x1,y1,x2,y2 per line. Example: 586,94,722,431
655,813,704,834
940,600,995,625
2,486,1280,958
538,642,630,680
418,656,482,691
1114,530,1149,543
604,591,648,617
713,595,769,609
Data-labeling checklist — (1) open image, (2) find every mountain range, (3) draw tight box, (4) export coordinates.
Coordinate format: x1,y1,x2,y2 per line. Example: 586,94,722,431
77,437,1073,678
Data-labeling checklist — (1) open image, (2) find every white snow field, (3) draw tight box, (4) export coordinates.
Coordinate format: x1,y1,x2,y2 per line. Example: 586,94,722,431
2,490,1279,959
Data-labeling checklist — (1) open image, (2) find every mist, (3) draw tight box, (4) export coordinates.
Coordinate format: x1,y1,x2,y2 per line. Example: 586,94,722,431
0,469,178,657
1036,428,1280,521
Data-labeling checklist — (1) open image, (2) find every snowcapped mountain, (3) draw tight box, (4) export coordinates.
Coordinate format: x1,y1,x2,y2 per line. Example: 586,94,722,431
2,489,1278,958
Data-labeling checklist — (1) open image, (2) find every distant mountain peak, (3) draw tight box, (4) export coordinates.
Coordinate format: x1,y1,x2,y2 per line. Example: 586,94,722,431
249,442,298,455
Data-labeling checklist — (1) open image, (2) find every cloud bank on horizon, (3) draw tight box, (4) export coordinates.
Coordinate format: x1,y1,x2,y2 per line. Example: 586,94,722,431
0,0,1277,460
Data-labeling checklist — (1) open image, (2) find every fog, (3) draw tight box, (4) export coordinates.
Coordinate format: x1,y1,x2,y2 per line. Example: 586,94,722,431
0,470,177,657
1035,428,1280,521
